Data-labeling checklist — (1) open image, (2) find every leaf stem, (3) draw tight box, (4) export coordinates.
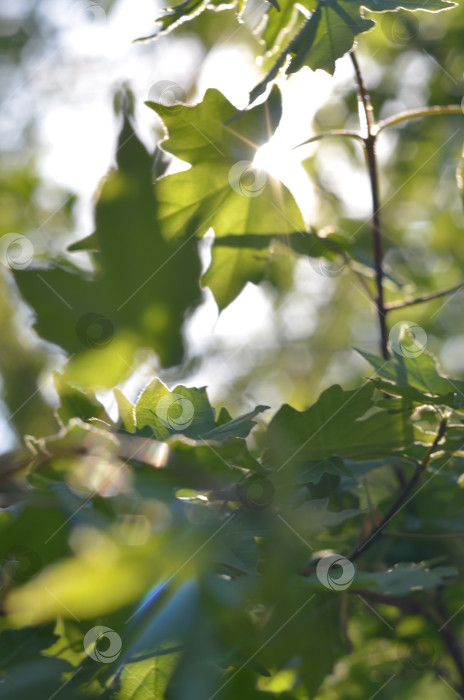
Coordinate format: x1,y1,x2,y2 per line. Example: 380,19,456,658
291,130,364,150
350,51,389,360
375,105,464,134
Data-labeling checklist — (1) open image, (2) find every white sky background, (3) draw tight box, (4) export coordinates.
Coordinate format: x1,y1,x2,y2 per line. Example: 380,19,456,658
0,0,403,438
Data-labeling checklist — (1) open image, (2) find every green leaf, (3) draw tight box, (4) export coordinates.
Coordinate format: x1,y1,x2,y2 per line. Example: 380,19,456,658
0,502,71,584
250,0,455,101
203,405,269,441
257,584,345,697
138,0,234,40
135,379,216,440
166,439,257,490
0,627,75,700
14,114,202,387
287,2,374,75
147,87,305,309
266,383,427,465
287,497,359,534
116,653,180,700
54,373,110,426
358,348,464,409
134,378,268,443
115,388,137,434
354,562,457,595
294,456,353,484
362,0,455,9
6,535,170,625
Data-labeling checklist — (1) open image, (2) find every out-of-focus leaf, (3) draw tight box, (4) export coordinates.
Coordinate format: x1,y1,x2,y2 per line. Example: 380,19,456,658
115,388,137,434
115,653,180,699
0,502,71,584
286,497,359,534
294,456,352,484
258,585,345,697
0,626,75,700
14,113,202,387
354,562,457,595
147,87,305,309
6,535,169,626
54,373,111,426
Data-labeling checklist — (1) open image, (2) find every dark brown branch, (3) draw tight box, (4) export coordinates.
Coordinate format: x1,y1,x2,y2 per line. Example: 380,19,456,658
350,51,389,360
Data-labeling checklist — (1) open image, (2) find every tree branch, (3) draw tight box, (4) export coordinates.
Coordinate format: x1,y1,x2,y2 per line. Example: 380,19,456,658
350,417,448,561
376,105,464,134
385,284,464,311
350,51,389,360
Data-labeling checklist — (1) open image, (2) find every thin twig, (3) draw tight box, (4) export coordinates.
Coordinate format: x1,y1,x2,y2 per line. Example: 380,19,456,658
376,105,464,134
385,530,464,539
350,418,448,561
291,130,364,150
385,284,464,311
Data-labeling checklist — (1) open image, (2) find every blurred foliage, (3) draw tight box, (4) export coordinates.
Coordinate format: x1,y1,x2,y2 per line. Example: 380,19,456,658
1,0,464,698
